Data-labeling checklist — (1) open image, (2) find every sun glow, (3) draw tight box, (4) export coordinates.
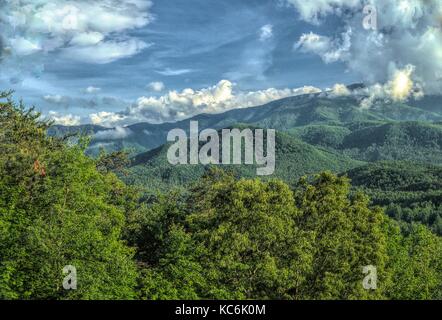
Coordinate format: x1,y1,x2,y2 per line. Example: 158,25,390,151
390,66,414,101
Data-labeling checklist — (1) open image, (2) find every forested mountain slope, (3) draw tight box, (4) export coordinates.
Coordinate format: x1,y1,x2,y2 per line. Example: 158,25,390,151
49,93,442,154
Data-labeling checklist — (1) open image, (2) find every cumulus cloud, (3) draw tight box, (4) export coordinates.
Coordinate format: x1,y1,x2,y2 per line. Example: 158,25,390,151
287,0,361,23
0,0,152,81
84,86,101,94
69,31,105,46
147,81,165,92
90,111,128,127
295,29,352,63
47,111,81,126
259,24,273,41
289,0,442,95
356,65,425,109
93,126,132,140
88,80,322,126
88,142,115,149
329,83,351,96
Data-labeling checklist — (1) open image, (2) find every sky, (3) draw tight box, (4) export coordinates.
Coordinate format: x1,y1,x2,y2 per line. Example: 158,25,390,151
0,0,441,126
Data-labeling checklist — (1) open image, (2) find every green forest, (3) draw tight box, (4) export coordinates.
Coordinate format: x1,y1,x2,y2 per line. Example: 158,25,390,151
1,91,442,300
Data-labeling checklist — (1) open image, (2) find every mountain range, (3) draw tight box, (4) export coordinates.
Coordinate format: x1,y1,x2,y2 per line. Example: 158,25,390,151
48,88,442,233
49,92,442,155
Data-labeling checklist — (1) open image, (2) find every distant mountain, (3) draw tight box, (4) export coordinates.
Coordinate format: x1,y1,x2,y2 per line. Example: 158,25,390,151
344,161,442,235
346,161,442,192
290,121,442,164
49,93,442,155
124,130,364,190
48,91,442,233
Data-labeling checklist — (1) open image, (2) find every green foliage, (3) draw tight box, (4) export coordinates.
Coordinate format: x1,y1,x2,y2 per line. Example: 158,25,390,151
124,131,363,191
0,93,137,299
185,170,312,299
2,92,442,300
130,169,442,300
341,122,442,163
293,173,387,299
383,221,442,299
289,125,351,149
347,161,442,235
96,149,131,174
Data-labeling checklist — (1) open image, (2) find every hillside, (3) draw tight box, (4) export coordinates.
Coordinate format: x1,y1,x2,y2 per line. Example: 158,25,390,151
290,121,442,163
49,92,442,236
124,130,364,190
345,161,442,235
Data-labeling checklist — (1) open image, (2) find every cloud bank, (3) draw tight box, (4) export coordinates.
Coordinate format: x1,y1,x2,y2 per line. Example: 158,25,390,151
289,0,442,96
88,80,322,126
0,0,152,82
47,111,81,126
93,126,133,140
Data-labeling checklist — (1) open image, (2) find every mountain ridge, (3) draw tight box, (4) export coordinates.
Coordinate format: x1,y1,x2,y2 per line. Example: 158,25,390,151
49,92,442,155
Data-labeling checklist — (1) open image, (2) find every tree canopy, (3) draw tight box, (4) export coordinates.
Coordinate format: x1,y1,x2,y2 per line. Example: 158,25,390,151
1,93,441,300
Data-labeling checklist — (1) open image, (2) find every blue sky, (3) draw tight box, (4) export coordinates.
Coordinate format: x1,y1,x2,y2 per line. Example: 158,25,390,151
1,0,441,126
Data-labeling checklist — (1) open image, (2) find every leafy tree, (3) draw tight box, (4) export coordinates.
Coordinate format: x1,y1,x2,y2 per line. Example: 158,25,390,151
294,173,387,299
384,222,442,299
139,225,206,300
185,169,312,299
137,170,409,300
0,92,137,299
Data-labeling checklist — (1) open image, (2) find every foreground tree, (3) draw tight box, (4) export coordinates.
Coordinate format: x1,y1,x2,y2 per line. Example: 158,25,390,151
138,170,391,299
0,92,137,299
186,170,313,299
294,173,388,299
383,222,442,299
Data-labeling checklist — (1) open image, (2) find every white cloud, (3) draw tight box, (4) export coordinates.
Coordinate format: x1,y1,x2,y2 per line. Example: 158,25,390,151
0,0,152,68
43,94,69,105
62,39,150,64
90,111,128,127
93,126,132,140
295,32,331,54
289,0,442,95
356,65,425,109
69,32,104,46
84,86,101,94
259,24,273,41
88,80,322,126
147,81,165,92
88,142,115,149
9,37,42,56
286,0,361,24
47,111,81,126
330,83,351,96
295,29,351,63
155,68,194,76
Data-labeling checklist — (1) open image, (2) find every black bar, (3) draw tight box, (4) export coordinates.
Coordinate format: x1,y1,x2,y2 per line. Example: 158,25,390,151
1,300,439,318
